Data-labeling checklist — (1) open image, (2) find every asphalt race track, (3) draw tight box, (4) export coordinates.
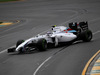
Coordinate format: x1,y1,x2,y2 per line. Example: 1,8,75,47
0,0,100,75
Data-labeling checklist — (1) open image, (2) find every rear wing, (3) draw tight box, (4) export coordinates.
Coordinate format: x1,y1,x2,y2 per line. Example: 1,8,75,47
79,21,88,31
69,21,88,31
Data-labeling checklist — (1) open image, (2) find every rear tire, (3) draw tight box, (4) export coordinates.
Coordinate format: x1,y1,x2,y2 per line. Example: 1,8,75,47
37,39,47,51
80,30,92,42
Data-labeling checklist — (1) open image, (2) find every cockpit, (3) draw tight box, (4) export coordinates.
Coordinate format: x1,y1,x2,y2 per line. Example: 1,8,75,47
52,26,67,33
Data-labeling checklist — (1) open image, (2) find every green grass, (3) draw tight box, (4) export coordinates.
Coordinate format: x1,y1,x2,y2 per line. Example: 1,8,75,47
0,0,19,2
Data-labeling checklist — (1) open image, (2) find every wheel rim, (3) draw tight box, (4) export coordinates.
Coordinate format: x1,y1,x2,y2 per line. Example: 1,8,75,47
87,32,92,40
42,40,47,49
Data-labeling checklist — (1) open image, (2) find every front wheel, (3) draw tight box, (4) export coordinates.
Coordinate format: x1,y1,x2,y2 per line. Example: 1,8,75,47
16,39,24,47
16,40,24,53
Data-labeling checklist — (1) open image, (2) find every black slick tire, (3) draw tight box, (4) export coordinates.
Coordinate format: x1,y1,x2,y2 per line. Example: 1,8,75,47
80,30,92,42
37,39,47,51
16,40,24,47
16,40,24,53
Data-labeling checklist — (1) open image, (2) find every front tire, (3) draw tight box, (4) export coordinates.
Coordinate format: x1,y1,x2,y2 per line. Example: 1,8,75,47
16,40,24,47
16,40,24,53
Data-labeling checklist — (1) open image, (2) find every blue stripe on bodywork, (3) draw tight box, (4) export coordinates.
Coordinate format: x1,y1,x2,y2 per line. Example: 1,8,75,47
68,30,76,33
65,28,69,30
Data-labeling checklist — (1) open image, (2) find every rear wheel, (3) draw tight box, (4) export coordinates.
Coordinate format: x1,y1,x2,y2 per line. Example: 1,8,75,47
37,39,47,51
80,30,92,42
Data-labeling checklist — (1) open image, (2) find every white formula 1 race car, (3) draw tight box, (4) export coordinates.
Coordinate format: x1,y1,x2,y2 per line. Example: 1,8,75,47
8,21,92,53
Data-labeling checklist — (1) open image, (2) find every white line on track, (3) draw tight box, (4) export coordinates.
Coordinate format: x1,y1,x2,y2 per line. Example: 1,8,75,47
0,49,7,54
93,31,100,35
33,56,52,75
0,45,15,54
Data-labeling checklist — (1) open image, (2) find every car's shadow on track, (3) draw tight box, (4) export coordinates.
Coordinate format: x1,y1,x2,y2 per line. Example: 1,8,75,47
8,40,93,56
8,50,39,55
